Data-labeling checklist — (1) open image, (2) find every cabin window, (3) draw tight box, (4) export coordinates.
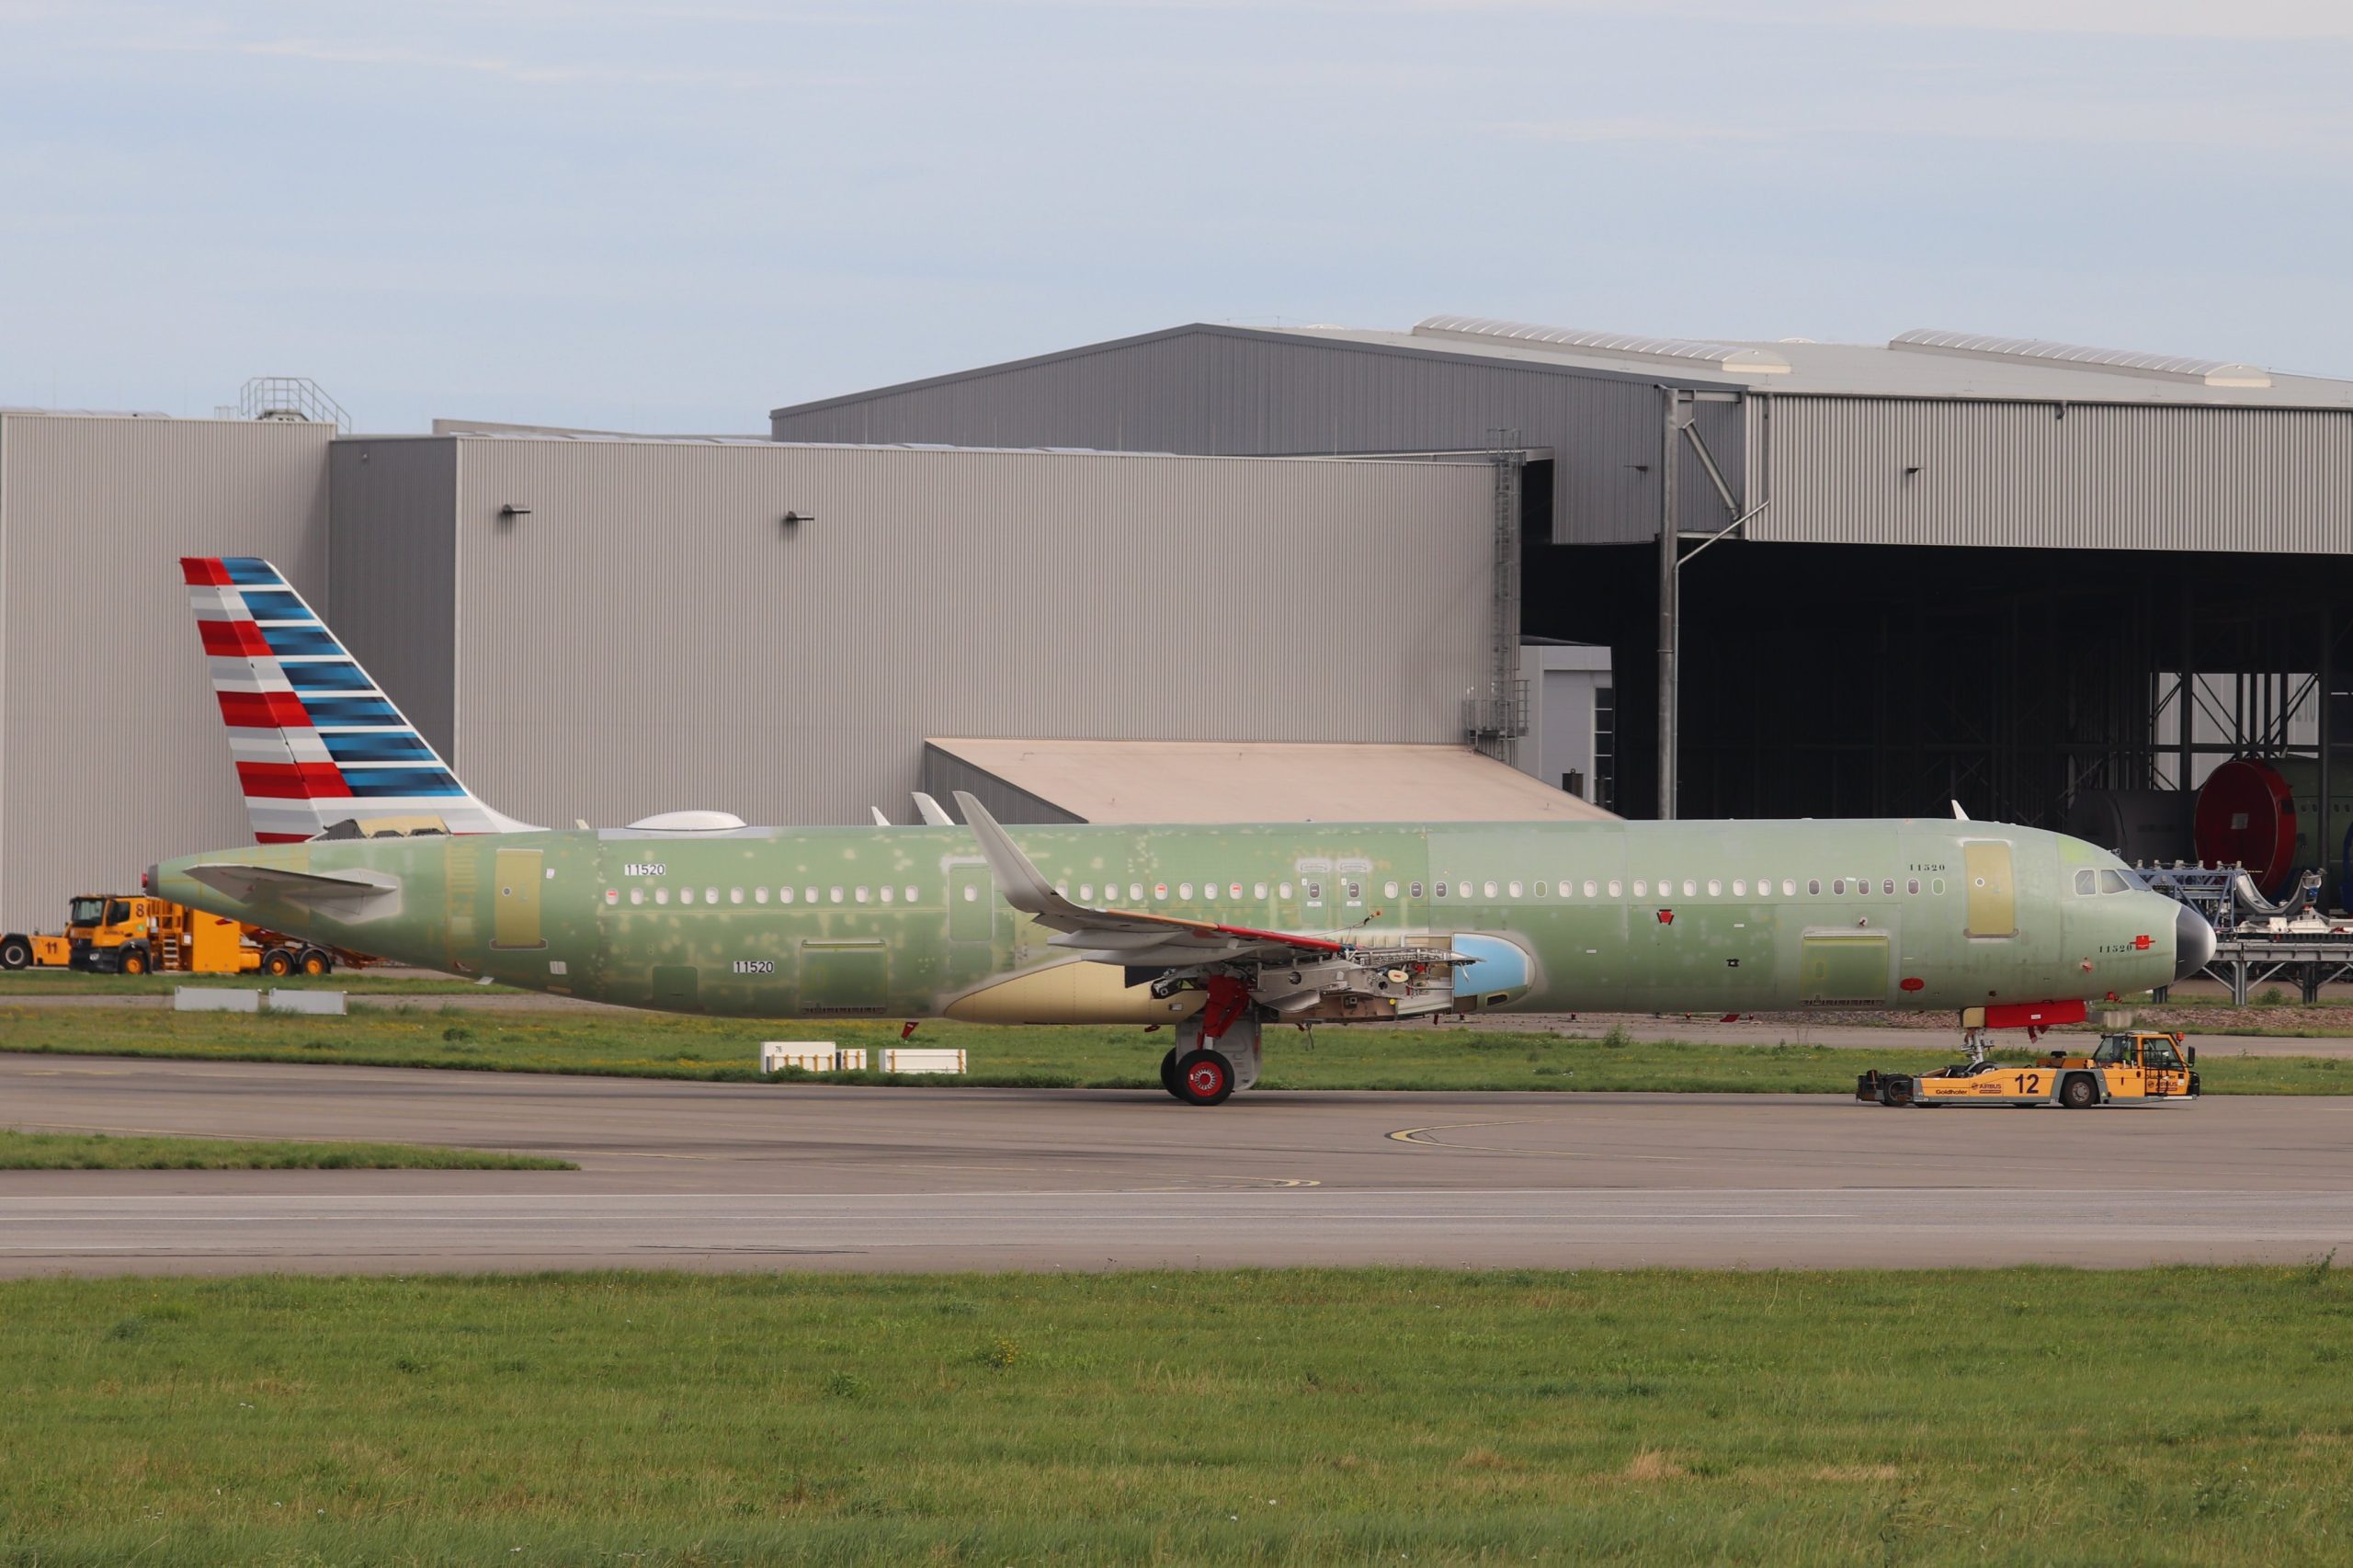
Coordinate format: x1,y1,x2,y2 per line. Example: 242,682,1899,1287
1230,882,1243,899
1906,878,1919,894
1278,881,1293,900
1385,881,1400,899
829,887,843,903
1306,881,1323,902
880,886,893,903
1683,879,1697,897
729,888,743,904
905,887,918,903
1130,884,1143,902
779,887,794,903
1608,880,1622,897
856,886,870,903
1257,882,1270,899
1882,879,1895,895
1808,880,1821,895
755,887,769,903
1483,881,1498,898
1932,878,1946,894
654,888,670,904
1346,881,1361,901
1708,880,1722,896
1731,880,1745,896
1078,883,1092,902
1833,879,1846,894
1508,881,1523,898
1434,881,1447,898
962,885,978,903
1632,881,1647,898
679,888,695,904
1154,883,1167,901
604,889,618,905
629,888,643,905
1583,880,1597,897
1411,881,1424,898
1178,882,1194,900
1534,881,1547,897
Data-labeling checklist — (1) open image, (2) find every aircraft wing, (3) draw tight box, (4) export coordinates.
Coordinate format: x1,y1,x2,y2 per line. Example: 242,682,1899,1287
952,791,1347,966
183,862,398,908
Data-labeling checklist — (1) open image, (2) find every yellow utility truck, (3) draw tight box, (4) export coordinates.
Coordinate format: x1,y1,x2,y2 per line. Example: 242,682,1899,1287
0,894,361,977
1858,1030,2200,1108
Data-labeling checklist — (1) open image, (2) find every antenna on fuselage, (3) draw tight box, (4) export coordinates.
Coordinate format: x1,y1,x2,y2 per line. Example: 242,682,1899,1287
1951,801,1971,821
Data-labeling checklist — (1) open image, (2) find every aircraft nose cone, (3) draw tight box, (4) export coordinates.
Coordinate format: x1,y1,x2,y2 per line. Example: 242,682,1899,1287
2174,902,2217,981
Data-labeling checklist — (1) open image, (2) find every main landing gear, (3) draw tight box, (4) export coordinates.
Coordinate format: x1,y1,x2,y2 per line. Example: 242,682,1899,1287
1158,975,1264,1106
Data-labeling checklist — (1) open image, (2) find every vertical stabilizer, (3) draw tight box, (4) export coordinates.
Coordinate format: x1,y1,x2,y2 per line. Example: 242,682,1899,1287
180,556,540,841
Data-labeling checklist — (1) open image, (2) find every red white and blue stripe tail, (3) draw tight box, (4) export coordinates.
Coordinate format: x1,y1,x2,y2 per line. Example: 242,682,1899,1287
181,556,540,842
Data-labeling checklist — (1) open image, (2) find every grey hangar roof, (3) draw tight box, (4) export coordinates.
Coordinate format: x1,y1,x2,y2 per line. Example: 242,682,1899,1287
769,314,2353,557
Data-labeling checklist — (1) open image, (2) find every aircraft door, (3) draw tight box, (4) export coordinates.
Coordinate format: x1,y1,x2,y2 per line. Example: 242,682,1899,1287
1962,842,2017,938
949,864,993,943
492,848,546,949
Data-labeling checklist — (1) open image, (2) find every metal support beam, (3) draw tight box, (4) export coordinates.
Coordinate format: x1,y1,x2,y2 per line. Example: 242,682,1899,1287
1657,391,1690,820
2322,605,2335,906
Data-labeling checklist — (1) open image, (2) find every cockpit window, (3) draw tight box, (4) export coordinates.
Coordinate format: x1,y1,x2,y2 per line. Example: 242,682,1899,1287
2098,869,2131,894
2074,869,2097,896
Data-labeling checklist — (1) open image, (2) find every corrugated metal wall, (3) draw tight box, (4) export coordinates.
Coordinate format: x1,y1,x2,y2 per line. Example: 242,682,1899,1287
767,328,1741,546
1752,394,2353,551
422,437,1494,829
327,438,458,756
0,414,330,932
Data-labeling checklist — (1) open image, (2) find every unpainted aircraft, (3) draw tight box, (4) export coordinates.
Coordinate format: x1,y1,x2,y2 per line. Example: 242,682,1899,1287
153,558,2215,1105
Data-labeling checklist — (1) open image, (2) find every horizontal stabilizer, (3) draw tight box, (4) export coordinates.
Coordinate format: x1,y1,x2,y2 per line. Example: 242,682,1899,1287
184,861,399,909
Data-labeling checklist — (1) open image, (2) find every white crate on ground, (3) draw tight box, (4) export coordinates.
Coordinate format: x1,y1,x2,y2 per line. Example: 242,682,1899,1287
881,1047,967,1074
174,987,260,1012
759,1042,867,1073
268,989,347,1015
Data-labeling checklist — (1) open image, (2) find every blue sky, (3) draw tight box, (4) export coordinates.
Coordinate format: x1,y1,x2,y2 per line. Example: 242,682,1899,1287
3,1,2347,432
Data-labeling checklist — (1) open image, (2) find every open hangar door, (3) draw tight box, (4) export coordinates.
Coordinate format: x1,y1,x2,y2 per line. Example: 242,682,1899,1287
1520,539,2353,870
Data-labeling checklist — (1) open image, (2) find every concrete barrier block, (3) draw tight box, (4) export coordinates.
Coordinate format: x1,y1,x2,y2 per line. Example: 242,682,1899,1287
174,987,260,1013
762,1041,837,1073
881,1047,966,1074
267,989,347,1016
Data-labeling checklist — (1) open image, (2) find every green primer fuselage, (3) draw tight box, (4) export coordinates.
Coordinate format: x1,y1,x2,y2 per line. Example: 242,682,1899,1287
154,817,2186,1020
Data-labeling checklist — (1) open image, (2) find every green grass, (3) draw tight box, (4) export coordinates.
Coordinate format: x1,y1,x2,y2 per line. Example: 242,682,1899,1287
0,1267,2347,1563
0,971,502,996
0,1128,572,1171
3,1004,2350,1094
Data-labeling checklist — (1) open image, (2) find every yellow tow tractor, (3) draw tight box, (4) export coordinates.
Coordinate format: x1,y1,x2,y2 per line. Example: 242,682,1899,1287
1,893,368,977
1858,1029,2199,1109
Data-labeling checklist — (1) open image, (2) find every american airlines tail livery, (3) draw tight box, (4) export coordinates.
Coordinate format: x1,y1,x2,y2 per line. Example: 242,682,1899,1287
153,557,2215,1105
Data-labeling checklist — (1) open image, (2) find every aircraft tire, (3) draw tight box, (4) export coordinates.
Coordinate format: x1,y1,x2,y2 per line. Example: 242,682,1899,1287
1158,1047,1183,1100
0,935,28,971
1173,1048,1235,1107
2060,1073,2099,1110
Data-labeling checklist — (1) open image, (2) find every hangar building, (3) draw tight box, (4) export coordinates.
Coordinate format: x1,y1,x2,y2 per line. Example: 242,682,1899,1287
772,316,2353,874
0,412,1601,933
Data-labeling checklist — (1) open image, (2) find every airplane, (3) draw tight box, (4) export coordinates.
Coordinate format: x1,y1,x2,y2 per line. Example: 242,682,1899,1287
151,556,2217,1106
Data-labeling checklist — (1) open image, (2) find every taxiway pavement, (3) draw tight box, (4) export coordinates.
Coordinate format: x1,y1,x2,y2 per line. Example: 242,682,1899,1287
4,1053,2348,1276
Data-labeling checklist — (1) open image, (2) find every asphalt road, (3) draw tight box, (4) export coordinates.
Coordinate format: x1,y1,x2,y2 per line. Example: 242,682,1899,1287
6,1053,2351,1276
